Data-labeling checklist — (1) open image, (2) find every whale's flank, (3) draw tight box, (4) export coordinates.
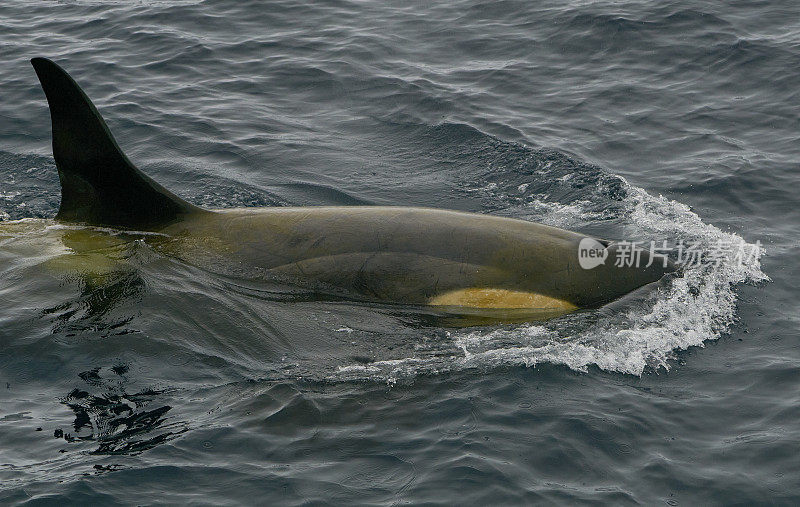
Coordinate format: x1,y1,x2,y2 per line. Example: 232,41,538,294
30,57,202,230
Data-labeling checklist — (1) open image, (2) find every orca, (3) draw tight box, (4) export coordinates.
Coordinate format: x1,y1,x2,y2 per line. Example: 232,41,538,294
26,57,675,322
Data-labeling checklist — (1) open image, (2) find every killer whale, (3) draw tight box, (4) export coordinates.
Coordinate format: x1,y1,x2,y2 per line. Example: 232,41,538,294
28,57,675,319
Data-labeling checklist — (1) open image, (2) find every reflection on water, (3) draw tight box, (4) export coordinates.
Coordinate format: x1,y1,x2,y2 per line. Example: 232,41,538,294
41,270,144,337
56,366,186,455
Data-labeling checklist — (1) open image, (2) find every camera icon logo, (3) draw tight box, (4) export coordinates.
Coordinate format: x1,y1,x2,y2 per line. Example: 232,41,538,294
578,238,608,270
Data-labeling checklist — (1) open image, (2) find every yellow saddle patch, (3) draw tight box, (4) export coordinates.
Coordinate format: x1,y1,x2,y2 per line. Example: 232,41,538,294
429,287,578,310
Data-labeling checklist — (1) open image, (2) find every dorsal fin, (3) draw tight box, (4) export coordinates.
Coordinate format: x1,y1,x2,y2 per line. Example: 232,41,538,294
31,57,205,229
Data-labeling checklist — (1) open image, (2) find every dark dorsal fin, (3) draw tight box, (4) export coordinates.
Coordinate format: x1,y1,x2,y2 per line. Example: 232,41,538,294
31,57,204,229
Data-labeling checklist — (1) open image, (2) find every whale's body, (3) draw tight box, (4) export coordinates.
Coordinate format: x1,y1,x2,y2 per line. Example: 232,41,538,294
24,57,675,322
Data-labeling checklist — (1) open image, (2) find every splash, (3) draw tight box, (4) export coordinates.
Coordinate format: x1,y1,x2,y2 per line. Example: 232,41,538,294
466,180,766,375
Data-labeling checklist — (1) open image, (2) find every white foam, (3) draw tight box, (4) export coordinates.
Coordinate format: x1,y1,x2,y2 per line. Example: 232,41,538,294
523,198,611,228
474,183,766,375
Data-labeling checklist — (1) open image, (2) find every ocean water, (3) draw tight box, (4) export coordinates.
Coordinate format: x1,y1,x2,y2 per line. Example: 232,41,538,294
0,0,796,504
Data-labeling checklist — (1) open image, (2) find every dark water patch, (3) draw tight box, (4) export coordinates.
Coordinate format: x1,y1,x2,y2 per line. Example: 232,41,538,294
58,382,184,456
41,270,144,338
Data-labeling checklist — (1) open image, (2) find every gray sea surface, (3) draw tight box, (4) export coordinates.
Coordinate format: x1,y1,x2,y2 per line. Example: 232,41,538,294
0,0,796,504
